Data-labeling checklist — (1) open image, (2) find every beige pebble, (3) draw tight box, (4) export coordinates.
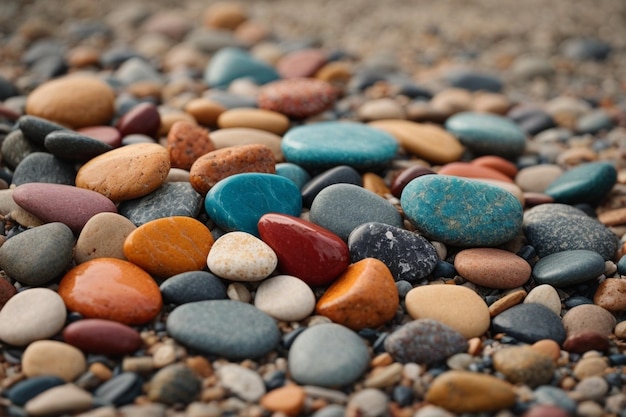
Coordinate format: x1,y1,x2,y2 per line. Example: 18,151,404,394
363,362,404,388
25,383,93,416
159,110,197,137
75,213,137,263
524,284,562,316
208,232,277,281
122,356,155,373
593,278,626,313
454,248,531,289
209,127,283,162
430,88,474,116
573,357,608,379
556,147,598,166
562,304,616,336
74,406,118,417
615,320,626,339
362,172,391,197
217,108,290,135
203,2,247,30
531,339,562,362
315,61,352,86
250,42,284,66
184,98,226,126
152,344,178,368
493,345,555,387
515,164,564,193
357,98,406,121
472,92,511,114
22,341,86,381
598,207,626,226
165,168,191,183
488,289,527,317
254,275,316,322
88,363,112,381
226,282,252,303
10,207,44,227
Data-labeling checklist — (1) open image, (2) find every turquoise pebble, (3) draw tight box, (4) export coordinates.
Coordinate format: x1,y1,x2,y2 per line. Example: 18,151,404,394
281,121,398,171
400,175,523,247
544,161,617,205
532,250,606,287
445,112,526,158
204,47,280,88
204,173,302,237
618,255,626,275
275,162,311,189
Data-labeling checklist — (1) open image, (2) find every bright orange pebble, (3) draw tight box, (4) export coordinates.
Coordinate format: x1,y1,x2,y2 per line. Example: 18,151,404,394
437,161,514,183
260,385,306,417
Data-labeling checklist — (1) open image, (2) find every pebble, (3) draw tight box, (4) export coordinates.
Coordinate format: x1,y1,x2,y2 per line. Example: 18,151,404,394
576,109,614,134
166,299,280,359
531,339,562,362
598,207,626,226
444,111,526,158
17,115,67,147
25,75,115,128
523,203,619,260
75,212,137,263
346,388,389,417
22,340,87,381
593,278,626,313
488,289,527,317
405,284,490,338
93,372,144,407
471,155,518,178
0,288,66,346
1,130,41,170
254,274,316,321
515,164,564,193
492,345,556,387
544,161,617,205
258,213,349,286
259,385,306,417
454,248,531,289
524,284,562,315
446,69,503,92
184,98,226,126
573,376,610,402
573,356,609,379
160,271,227,305
309,183,403,241
282,121,399,171
358,98,406,121
532,386,577,414
425,370,516,413
491,303,566,344
217,363,265,402
0,278,16,310
288,323,370,387
62,318,142,356
315,258,399,330
24,383,93,416
44,130,113,161
258,77,337,118
276,48,327,79
146,364,201,405
217,108,290,135
204,47,279,88
561,303,616,336
401,175,523,247
0,222,74,286
301,165,363,208
58,258,163,325
615,321,626,339
190,144,276,195
364,362,403,388
384,319,468,365
76,142,170,202
532,249,605,287
166,120,215,170
207,231,277,281
11,151,77,186
209,127,283,162
389,165,436,198
563,331,610,354
5,376,66,407
348,222,438,282
124,216,214,278
437,161,514,183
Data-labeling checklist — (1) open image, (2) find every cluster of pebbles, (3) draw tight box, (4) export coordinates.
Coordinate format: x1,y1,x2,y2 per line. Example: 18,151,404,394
0,0,626,416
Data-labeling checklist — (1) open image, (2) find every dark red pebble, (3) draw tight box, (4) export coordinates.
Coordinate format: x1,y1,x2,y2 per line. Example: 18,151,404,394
115,102,161,139
391,166,437,198
62,318,143,356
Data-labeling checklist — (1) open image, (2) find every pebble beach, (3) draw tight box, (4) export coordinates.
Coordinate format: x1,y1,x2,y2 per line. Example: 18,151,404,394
0,0,626,416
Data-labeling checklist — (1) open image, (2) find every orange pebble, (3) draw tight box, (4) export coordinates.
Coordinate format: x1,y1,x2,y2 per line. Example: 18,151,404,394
260,385,306,417
438,162,514,183
531,339,562,362
471,155,518,178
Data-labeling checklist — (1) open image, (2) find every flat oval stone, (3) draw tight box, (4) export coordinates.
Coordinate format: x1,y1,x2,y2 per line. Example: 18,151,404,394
593,278,626,313
77,126,122,148
301,165,363,208
11,152,77,186
401,175,523,247
524,284,562,315
563,331,610,354
22,340,86,381
118,182,202,226
204,173,302,236
116,102,161,139
493,345,555,388
147,364,201,405
515,164,564,193
405,284,490,338
260,385,306,417
258,77,337,119
310,183,403,241
532,250,605,287
63,318,142,355
17,115,67,147
258,213,349,286
24,383,93,416
217,363,266,403
491,303,566,344
276,48,327,79
0,222,74,286
75,212,137,263
523,204,619,260
166,299,280,359
425,371,516,413
454,248,531,289
189,144,276,195
93,372,143,407
58,258,163,325
25,75,115,128
471,155,518,178
124,216,214,278
282,121,398,171
316,258,399,330
210,128,283,162
76,142,170,202
207,231,277,281
184,98,226,126
160,271,227,305
217,108,290,135
166,120,216,170
0,288,66,346
5,376,66,407
445,112,526,158
204,47,279,88
288,323,370,387
44,130,113,161
13,182,117,233
390,166,437,198
369,120,463,164
275,162,311,189
254,275,316,322
2,130,41,170
544,161,617,205
384,319,468,365
437,162,514,183
348,222,438,282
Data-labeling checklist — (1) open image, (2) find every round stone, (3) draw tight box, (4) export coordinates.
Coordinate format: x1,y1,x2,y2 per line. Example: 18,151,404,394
217,364,265,402
593,278,626,313
357,98,406,121
524,284,562,315
62,319,142,355
22,340,86,381
276,162,311,189
166,121,215,170
491,303,566,344
258,77,337,119
276,48,327,79
75,212,137,263
204,47,279,88
166,299,280,360
260,385,306,417
25,75,115,128
207,231,277,281
454,248,531,289
23,383,93,416
115,102,161,139
147,364,201,405
492,345,556,387
254,275,316,321
545,161,617,205
217,108,290,135
562,304,616,338
288,323,370,387
160,271,227,305
11,152,77,186
515,164,564,193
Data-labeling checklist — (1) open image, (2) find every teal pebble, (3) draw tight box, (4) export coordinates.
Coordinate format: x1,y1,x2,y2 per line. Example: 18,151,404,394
275,162,311,189
204,47,280,88
532,249,606,288
445,112,526,158
281,121,399,171
400,175,523,247
544,161,617,205
204,173,302,237
618,255,626,275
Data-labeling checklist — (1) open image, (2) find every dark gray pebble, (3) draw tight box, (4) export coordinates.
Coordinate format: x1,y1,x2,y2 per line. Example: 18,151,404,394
301,165,362,208
17,115,67,147
11,152,76,186
445,69,503,92
1,130,42,169
491,303,566,344
94,372,144,407
44,130,113,161
159,271,227,305
5,375,65,406
147,364,201,405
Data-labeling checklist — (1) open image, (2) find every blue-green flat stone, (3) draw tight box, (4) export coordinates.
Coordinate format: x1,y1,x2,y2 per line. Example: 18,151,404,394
545,161,617,205
204,47,280,88
532,249,606,288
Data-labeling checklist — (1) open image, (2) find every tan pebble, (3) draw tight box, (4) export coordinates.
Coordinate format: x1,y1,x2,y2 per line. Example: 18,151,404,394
260,385,306,417
250,42,284,66
66,46,101,68
75,213,137,264
562,304,616,336
186,356,214,378
88,363,112,381
126,81,163,101
362,172,391,197
24,383,93,416
515,164,564,193
165,168,191,182
315,61,352,86
227,282,251,302
615,321,626,339
472,92,511,114
122,356,155,373
10,207,44,227
493,345,555,388
184,98,226,126
209,127,283,162
454,248,531,289
217,108,290,135
166,120,216,170
234,20,270,44
525,284,562,316
531,339,562,362
163,44,207,72
201,386,226,402
556,147,598,166
467,338,482,355
593,278,626,313
159,110,197,137
406,101,449,123
573,357,608,379
203,2,247,30
370,352,393,367
358,98,406,121
598,207,626,226
488,289,527,317
22,341,86,381
430,88,474,116
364,362,404,388
74,406,117,417
153,344,177,368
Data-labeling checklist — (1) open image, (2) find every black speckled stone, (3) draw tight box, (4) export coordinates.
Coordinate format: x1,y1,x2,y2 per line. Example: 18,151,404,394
5,375,65,406
532,249,605,288
348,222,438,282
160,271,227,305
118,182,203,226
17,115,67,146
301,165,362,208
523,203,619,260
44,130,113,161
11,152,76,186
94,372,144,407
491,303,566,344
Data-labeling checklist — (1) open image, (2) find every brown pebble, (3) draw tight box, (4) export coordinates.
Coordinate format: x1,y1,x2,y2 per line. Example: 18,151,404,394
430,88,474,116
66,46,101,68
209,127,283,162
562,303,616,336
563,331,610,354
277,48,327,79
573,357,608,379
454,248,531,289
203,2,247,30
166,121,216,170
531,339,561,362
472,92,511,114
159,111,197,137
315,61,352,86
370,352,394,368
488,289,527,317
186,356,214,378
493,345,555,387
217,108,290,135
598,207,626,226
89,363,113,381
593,278,626,313
363,172,391,197
522,405,571,417
260,385,306,417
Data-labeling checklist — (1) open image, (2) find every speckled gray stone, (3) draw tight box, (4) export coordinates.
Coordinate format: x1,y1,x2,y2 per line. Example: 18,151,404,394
1,130,42,170
11,152,76,186
159,271,227,305
44,130,113,162
532,250,606,288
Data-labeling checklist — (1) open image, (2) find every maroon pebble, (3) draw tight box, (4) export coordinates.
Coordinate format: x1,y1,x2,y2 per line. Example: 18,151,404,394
562,331,610,354
391,166,437,198
77,126,123,148
115,102,161,139
523,192,555,207
0,278,17,310
63,318,143,355
276,48,327,79
257,78,337,119
522,405,572,417
0,103,20,121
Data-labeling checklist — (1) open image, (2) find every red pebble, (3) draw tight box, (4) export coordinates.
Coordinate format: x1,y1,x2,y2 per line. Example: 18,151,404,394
257,78,337,119
562,331,610,354
77,126,122,148
438,161,514,183
276,49,327,79
471,155,518,178
258,213,349,286
63,318,142,356
115,102,161,138
391,166,436,198
0,278,17,310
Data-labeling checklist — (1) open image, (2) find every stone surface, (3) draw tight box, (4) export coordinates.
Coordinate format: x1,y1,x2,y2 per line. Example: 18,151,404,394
166,300,280,360
11,151,77,186
454,248,531,289
217,364,265,402
492,345,556,387
207,231,277,281
545,161,617,205
401,175,523,247
116,102,161,139
147,364,201,405
532,249,605,287
17,115,67,147
204,47,279,88
405,284,490,338
254,274,316,321
58,258,163,325
562,304,616,336
62,319,142,356
160,271,227,305
44,130,113,161
593,278,626,313
166,120,215,170
22,340,87,381
524,284,562,315
316,258,399,330
491,303,566,344
258,77,337,118
217,108,290,135
75,212,137,263
24,383,93,417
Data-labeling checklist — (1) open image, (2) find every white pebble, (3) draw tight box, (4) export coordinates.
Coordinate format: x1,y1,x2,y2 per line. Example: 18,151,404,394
207,231,277,281
254,275,316,321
